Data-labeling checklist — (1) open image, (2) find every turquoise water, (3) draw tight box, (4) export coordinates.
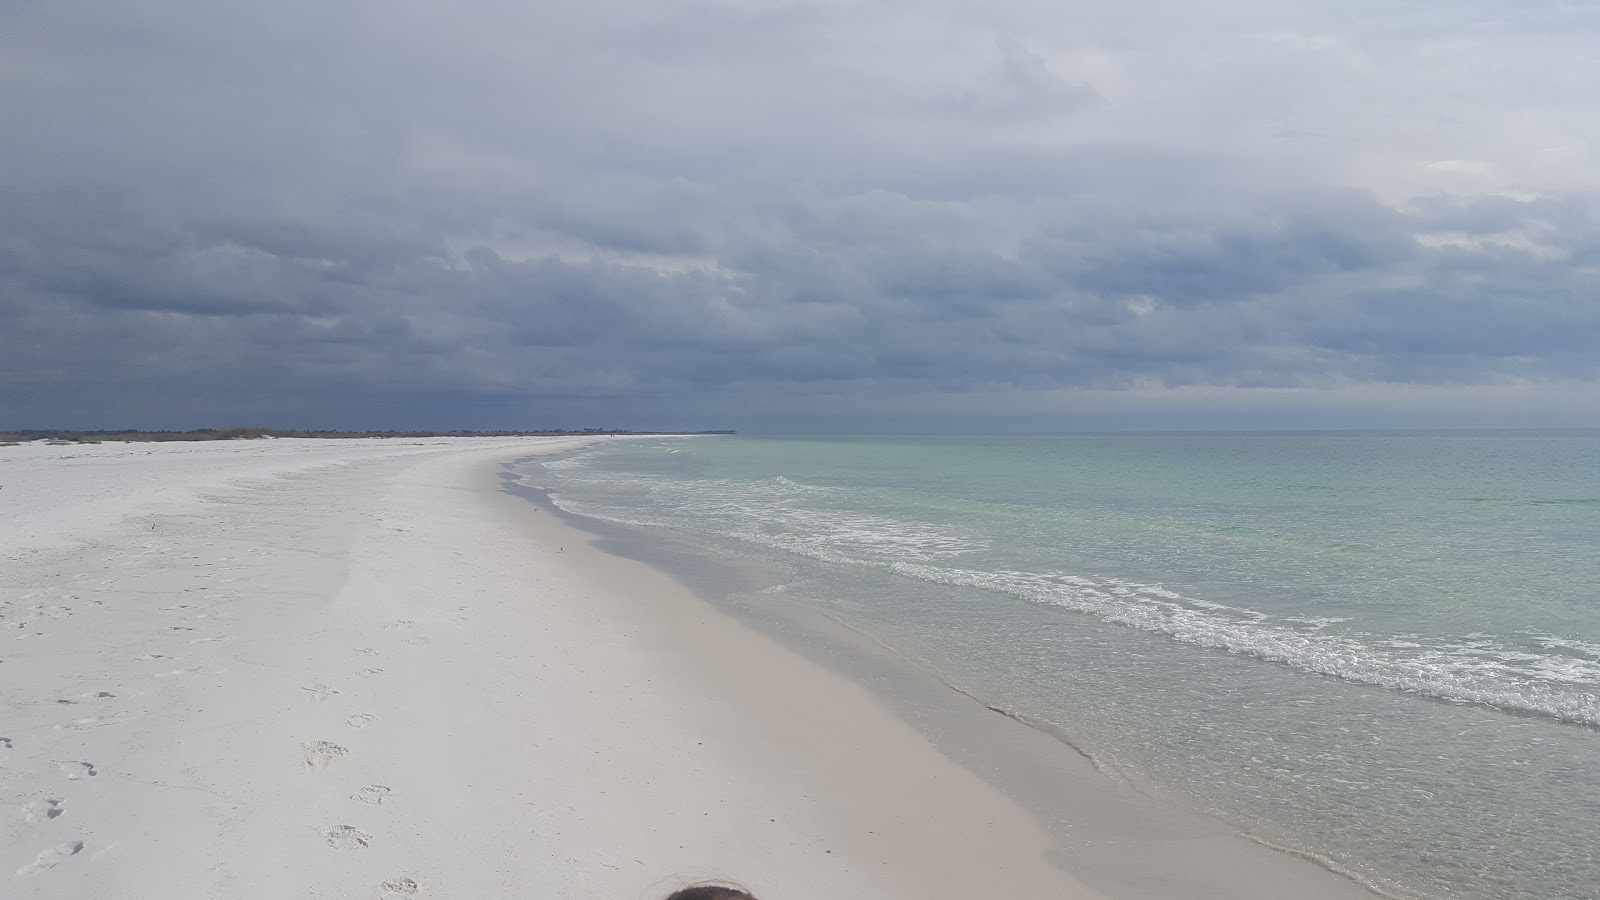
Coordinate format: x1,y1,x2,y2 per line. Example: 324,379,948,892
515,433,1600,900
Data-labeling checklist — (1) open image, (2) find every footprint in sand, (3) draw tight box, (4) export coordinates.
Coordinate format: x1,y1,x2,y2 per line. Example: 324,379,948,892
354,647,382,657
58,761,96,779
383,876,419,896
54,716,106,731
303,741,349,770
0,737,13,749
320,825,372,850
16,841,83,876
403,635,432,646
56,691,115,704
22,798,64,822
358,668,385,678
353,784,391,805
302,684,340,702
344,713,377,729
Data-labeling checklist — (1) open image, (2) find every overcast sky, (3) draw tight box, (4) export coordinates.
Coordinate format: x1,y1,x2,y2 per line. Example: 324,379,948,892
4,0,1600,431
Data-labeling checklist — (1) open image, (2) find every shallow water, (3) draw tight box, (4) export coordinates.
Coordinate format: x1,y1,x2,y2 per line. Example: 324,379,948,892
515,432,1600,900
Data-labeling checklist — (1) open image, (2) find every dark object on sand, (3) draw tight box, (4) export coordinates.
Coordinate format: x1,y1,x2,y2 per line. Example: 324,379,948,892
665,885,758,900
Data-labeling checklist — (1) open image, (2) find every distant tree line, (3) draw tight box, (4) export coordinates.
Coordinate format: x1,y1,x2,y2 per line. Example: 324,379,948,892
0,427,735,445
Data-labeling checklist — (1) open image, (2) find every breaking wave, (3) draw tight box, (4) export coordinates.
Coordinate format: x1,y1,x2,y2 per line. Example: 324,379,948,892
524,449,1600,728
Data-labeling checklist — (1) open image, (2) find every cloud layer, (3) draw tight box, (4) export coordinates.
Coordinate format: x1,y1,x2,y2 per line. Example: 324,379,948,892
4,0,1599,430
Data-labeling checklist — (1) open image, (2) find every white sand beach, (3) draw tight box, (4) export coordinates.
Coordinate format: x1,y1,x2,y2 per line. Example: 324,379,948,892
1,437,1379,899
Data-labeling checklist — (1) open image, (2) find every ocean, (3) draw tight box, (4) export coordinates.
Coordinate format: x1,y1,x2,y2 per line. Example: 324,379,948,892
512,432,1600,900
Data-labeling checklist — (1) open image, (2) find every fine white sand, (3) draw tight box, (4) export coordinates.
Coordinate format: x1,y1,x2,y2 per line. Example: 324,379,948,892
2,437,1380,900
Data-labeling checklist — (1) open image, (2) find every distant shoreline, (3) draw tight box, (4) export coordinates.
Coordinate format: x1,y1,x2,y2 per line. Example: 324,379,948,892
0,427,734,444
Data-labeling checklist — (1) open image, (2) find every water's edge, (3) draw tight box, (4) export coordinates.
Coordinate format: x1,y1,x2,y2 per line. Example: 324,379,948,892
501,464,1406,900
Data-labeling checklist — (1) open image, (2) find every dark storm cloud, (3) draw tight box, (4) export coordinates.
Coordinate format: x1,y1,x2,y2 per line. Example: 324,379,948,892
4,0,1600,430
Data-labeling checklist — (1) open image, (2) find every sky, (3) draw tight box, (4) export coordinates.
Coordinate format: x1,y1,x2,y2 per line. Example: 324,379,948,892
3,0,1600,432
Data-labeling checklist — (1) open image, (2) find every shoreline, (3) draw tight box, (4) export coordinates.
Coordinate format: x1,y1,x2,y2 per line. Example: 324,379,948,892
504,454,1390,900
482,453,1099,897
2,437,1384,898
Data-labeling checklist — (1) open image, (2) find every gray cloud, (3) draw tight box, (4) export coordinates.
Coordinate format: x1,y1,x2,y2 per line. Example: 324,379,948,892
4,0,1600,431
